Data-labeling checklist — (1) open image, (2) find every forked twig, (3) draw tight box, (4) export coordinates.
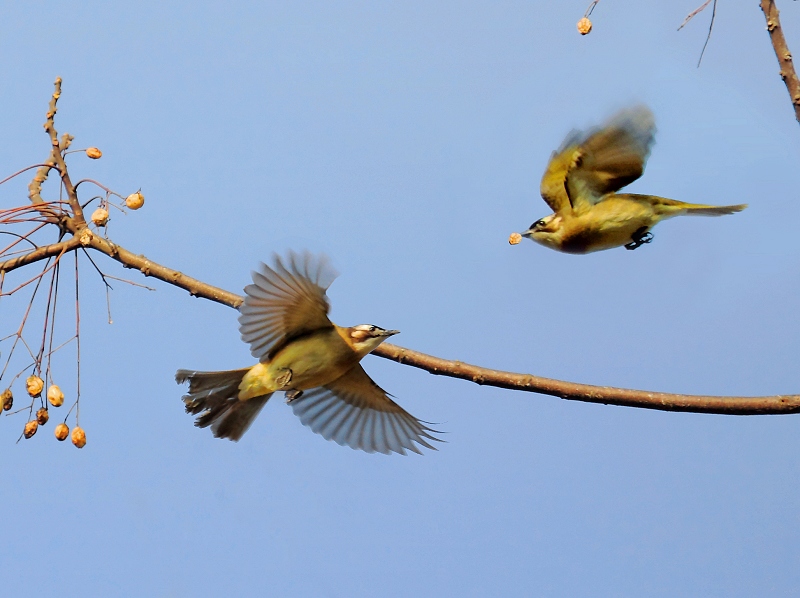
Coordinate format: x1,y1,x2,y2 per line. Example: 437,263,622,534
678,0,718,67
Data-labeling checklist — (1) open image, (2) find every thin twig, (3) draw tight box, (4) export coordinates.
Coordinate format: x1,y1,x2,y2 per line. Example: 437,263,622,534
81,248,114,323
696,0,717,67
0,226,46,257
677,0,717,67
678,0,713,30
45,261,61,383
102,274,155,291
0,260,51,380
584,0,600,18
0,163,61,188
0,244,70,296
73,178,123,199
36,257,59,371
74,251,81,424
43,335,77,362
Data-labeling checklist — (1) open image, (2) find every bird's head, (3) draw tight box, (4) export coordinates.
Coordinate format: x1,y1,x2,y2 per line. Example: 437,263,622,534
521,214,564,250
347,324,399,357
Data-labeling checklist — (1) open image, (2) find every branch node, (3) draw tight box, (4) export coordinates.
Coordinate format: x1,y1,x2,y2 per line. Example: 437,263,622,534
59,133,74,152
78,229,93,246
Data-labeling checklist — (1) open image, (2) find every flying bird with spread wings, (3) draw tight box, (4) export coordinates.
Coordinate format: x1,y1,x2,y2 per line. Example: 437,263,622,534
176,251,439,455
510,106,746,254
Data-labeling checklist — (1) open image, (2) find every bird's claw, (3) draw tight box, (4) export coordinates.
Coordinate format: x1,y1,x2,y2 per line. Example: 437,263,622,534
274,368,293,389
624,228,653,251
285,389,303,403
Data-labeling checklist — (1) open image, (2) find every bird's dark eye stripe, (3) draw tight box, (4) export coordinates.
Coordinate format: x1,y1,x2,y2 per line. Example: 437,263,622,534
369,325,376,332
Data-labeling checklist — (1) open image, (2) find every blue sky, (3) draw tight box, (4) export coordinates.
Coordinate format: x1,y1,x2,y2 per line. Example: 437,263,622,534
1,1,800,595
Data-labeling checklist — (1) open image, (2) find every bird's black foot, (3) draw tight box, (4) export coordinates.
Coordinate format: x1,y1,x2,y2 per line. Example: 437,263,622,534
285,389,303,403
624,227,653,251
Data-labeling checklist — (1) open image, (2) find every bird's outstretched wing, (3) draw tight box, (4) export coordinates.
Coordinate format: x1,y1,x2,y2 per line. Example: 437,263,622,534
238,251,337,362
289,364,441,455
541,105,656,214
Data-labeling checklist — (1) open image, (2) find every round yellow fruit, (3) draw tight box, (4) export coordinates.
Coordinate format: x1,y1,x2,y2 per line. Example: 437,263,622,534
1,389,12,411
24,420,38,439
55,423,69,441
91,207,109,227
47,385,64,407
71,426,86,448
125,190,145,210
26,375,44,397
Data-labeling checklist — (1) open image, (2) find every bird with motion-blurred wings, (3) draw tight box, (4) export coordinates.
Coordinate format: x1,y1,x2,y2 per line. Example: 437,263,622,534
511,106,746,254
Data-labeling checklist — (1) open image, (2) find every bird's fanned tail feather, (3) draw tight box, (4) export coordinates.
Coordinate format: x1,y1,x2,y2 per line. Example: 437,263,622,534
176,368,272,441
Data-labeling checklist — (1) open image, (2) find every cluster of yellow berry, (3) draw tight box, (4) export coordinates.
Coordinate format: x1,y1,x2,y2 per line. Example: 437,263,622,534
90,190,145,227
84,147,145,228
2,375,85,448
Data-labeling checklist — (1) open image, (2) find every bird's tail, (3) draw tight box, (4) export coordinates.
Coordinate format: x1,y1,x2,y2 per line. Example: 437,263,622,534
625,194,747,217
680,202,747,216
176,368,272,441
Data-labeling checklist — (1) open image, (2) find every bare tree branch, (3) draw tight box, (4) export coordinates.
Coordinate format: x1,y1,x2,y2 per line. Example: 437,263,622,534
761,0,800,124
63,232,800,416
84,233,244,307
5,77,800,420
38,78,86,227
373,344,800,415
0,236,81,275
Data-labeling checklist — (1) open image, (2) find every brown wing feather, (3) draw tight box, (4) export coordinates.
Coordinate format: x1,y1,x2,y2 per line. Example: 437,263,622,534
540,137,581,215
540,106,655,215
238,251,337,362
565,106,656,210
